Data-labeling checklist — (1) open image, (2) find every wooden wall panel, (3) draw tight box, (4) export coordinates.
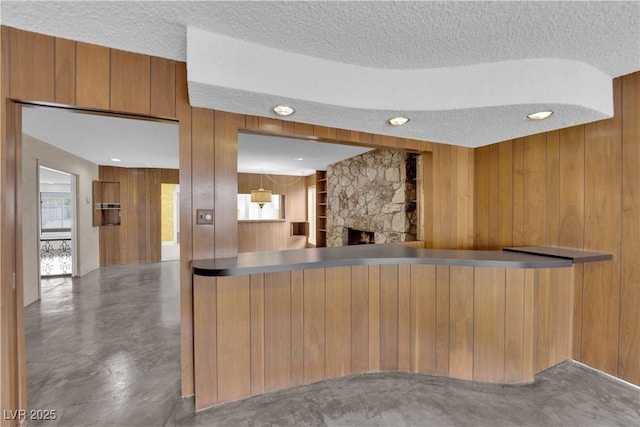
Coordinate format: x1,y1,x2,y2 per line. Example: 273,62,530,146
216,276,250,404
325,267,352,378
523,133,547,246
582,78,622,376
488,144,499,248
150,57,176,118
619,72,640,385
110,49,150,115
368,265,381,371
176,61,194,397
191,108,216,259
98,167,177,265
8,29,54,102
193,276,217,410
410,265,436,374
76,42,110,110
397,265,411,371
504,269,525,382
475,146,490,249
448,266,473,380
264,271,292,392
558,126,584,249
380,265,398,371
290,270,304,386
435,265,450,375
214,111,242,257
54,37,76,105
249,274,265,395
303,269,325,383
351,266,369,373
473,73,640,386
473,267,505,382
497,141,513,247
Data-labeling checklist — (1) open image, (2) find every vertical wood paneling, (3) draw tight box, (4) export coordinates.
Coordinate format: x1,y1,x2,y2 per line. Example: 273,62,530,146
325,267,352,378
75,42,110,110
582,78,622,376
435,265,450,375
214,111,242,257
488,144,499,248
523,269,536,379
397,264,411,371
250,274,265,395
368,265,381,371
110,49,150,114
410,265,436,374
475,146,490,249
54,37,76,105
512,138,525,246
9,28,54,102
497,141,513,247
558,126,585,249
216,276,250,404
504,269,525,382
191,108,215,259
150,57,176,118
546,131,560,246
303,268,325,383
264,271,291,392
351,266,369,373
448,266,474,380
193,276,217,410
176,62,194,396
571,264,584,360
290,270,304,386
380,265,399,371
619,72,640,385
473,267,505,382
523,134,547,246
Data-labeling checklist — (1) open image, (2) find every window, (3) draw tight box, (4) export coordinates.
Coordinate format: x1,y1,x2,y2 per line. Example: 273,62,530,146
41,192,72,232
237,194,285,220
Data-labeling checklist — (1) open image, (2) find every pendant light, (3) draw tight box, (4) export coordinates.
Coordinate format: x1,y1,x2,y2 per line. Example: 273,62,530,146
250,170,272,208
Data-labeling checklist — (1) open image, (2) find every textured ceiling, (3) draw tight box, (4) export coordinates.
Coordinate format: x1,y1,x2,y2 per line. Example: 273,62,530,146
3,1,640,147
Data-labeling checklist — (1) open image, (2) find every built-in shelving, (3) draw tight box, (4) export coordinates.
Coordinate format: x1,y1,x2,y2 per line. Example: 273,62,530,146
315,171,327,247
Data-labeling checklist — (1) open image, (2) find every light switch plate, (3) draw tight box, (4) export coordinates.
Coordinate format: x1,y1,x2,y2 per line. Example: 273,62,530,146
196,209,213,225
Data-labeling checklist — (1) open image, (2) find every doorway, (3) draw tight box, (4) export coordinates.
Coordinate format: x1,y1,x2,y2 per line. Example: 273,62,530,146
38,165,77,280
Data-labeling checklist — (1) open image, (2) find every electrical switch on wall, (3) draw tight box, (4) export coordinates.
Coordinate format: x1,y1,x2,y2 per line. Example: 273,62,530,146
196,209,213,225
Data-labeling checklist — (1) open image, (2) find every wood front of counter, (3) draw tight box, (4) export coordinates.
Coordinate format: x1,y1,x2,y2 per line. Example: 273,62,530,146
191,245,611,411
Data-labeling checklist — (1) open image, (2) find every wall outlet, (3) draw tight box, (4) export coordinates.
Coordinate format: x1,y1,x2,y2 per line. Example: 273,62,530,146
196,209,213,225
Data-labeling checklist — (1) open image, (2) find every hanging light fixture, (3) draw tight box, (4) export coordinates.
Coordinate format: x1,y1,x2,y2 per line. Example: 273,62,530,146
250,170,272,208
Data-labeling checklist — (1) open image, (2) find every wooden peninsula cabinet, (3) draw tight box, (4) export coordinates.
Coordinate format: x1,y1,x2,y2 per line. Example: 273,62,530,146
190,244,611,411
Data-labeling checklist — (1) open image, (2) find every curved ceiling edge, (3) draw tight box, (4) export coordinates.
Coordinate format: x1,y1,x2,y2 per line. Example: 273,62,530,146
186,27,613,147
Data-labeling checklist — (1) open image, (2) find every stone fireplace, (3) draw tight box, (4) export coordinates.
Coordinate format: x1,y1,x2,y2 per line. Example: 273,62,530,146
327,149,417,247
348,228,375,245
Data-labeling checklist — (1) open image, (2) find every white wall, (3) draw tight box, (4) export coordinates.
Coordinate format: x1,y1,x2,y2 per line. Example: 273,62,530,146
21,134,100,306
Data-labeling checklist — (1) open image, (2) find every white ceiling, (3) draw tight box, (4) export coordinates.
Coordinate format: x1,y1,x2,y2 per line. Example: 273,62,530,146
22,106,369,175
3,2,640,147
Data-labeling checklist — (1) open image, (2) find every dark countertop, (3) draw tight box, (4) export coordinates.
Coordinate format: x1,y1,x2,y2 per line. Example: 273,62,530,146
503,246,613,263
192,244,575,277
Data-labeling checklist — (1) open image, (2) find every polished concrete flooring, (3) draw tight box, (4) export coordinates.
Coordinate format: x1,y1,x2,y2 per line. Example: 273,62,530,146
26,262,639,426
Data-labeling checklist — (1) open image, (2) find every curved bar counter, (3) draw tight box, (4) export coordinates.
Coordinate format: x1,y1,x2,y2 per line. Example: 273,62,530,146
191,244,611,411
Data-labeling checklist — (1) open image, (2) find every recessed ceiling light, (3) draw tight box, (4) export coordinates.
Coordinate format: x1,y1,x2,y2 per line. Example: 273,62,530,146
273,105,295,116
389,116,409,126
297,157,304,161
526,111,553,120
110,158,121,162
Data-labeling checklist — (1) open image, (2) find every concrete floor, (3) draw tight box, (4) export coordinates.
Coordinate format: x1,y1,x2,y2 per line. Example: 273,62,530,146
26,262,639,427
